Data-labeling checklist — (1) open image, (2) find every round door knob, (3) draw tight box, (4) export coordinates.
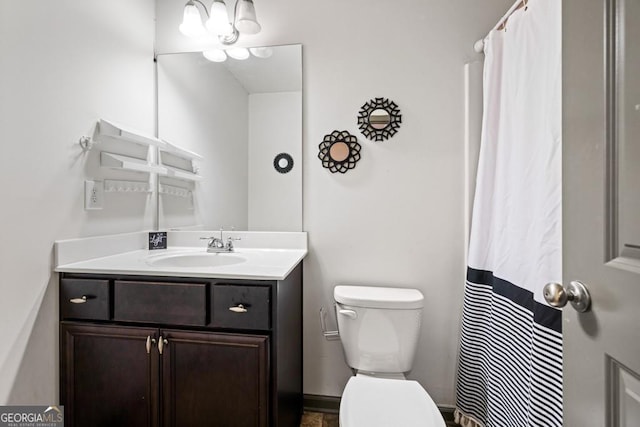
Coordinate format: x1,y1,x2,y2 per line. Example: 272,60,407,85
543,281,591,312
543,282,568,307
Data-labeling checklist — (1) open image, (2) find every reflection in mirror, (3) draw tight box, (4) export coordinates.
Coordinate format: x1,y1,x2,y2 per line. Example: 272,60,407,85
613,0,640,259
318,130,361,174
369,109,390,129
157,44,302,231
329,142,350,162
357,97,402,142
273,153,294,174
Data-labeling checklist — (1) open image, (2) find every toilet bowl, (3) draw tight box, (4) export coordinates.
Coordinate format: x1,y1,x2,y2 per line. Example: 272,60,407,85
334,285,446,427
340,374,445,427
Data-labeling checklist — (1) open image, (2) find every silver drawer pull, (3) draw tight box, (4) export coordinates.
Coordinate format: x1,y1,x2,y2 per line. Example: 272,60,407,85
229,304,248,313
69,296,88,304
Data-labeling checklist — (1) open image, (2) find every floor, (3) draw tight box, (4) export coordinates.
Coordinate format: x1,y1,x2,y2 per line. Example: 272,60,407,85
300,412,339,427
300,411,459,426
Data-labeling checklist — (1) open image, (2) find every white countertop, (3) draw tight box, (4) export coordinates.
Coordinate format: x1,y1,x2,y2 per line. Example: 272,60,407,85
55,231,307,280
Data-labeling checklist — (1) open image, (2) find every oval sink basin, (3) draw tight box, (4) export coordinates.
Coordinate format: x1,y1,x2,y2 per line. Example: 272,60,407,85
147,253,246,268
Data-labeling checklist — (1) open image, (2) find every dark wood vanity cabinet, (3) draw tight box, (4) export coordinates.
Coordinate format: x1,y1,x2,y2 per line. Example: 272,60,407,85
61,323,158,427
59,265,302,427
161,330,268,427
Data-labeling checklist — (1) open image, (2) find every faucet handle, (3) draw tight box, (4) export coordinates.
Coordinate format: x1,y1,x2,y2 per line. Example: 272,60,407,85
200,236,220,247
227,236,241,245
225,236,241,250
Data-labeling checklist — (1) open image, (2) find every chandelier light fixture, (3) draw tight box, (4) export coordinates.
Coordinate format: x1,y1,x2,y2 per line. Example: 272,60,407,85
179,0,261,46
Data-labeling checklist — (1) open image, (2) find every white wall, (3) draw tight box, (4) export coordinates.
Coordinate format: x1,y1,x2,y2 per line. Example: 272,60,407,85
156,0,514,405
0,0,514,407
157,53,249,230
0,0,155,403
248,91,302,231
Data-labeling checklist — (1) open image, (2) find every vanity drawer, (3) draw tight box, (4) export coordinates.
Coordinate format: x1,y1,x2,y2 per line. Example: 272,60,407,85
212,285,271,330
60,278,110,320
114,280,207,326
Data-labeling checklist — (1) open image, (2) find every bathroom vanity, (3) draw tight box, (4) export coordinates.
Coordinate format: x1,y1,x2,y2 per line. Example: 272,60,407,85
55,231,306,427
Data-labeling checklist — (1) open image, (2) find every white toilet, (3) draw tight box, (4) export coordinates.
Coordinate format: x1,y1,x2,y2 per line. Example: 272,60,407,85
334,285,446,427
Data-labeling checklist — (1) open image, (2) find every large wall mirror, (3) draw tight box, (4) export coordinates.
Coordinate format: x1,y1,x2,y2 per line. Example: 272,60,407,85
156,44,302,231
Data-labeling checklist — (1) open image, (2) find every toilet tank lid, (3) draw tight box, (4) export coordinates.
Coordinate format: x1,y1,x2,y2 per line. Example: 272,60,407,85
334,286,424,309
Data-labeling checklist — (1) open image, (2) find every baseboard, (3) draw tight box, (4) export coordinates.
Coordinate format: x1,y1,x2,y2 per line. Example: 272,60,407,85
304,394,458,423
303,394,340,414
438,405,456,423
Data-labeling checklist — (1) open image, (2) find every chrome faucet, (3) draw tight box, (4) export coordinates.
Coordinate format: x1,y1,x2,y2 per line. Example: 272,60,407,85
201,228,240,253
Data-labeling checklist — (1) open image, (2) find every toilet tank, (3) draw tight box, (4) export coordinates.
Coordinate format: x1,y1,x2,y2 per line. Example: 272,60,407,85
334,286,424,374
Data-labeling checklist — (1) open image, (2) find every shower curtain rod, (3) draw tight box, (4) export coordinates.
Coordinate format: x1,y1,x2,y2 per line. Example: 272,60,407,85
473,0,528,53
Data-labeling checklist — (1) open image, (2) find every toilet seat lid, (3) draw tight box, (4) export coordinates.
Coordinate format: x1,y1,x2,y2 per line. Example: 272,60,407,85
340,375,446,427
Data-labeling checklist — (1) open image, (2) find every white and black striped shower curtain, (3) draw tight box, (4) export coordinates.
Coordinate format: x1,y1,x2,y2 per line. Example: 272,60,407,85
455,1,562,426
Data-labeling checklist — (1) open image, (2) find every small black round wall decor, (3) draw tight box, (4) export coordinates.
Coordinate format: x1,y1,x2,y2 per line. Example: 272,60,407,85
357,97,402,141
318,130,361,174
273,153,294,174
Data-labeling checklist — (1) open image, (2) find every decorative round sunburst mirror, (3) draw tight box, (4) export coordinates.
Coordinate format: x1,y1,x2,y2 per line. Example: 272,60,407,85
357,97,402,141
318,130,361,174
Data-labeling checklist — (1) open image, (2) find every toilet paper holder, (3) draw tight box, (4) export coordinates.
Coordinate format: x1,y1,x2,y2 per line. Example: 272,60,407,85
319,306,340,341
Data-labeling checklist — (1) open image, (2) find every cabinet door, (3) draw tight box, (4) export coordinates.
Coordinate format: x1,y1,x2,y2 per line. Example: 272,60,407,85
161,330,269,427
60,323,159,427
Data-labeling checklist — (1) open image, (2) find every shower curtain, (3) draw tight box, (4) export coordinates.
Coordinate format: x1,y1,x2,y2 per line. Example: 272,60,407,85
455,1,562,426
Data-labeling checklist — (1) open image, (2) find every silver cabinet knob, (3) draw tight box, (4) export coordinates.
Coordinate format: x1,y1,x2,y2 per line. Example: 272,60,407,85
69,296,88,304
543,281,591,312
229,304,248,313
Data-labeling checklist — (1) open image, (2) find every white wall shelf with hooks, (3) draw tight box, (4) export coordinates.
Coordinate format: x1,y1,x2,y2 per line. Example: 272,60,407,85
159,140,204,161
104,179,152,193
97,119,164,148
100,152,167,174
159,183,192,199
158,146,204,183
161,165,203,182
79,119,205,211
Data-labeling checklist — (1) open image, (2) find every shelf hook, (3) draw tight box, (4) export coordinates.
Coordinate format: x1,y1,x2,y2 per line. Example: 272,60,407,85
79,136,93,151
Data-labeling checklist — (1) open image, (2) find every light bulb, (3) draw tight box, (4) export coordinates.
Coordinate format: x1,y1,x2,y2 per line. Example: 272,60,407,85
203,49,228,62
235,0,261,35
206,0,233,35
227,47,250,60
249,47,272,58
179,3,206,38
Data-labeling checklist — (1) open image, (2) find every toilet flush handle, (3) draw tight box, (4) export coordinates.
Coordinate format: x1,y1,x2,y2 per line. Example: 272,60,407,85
338,309,358,319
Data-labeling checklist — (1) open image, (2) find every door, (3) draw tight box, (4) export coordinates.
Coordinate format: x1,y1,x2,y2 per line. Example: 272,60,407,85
60,323,159,427
160,330,269,427
563,0,640,425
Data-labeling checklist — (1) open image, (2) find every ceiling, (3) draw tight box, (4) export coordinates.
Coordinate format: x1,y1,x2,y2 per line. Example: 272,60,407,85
222,44,301,94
